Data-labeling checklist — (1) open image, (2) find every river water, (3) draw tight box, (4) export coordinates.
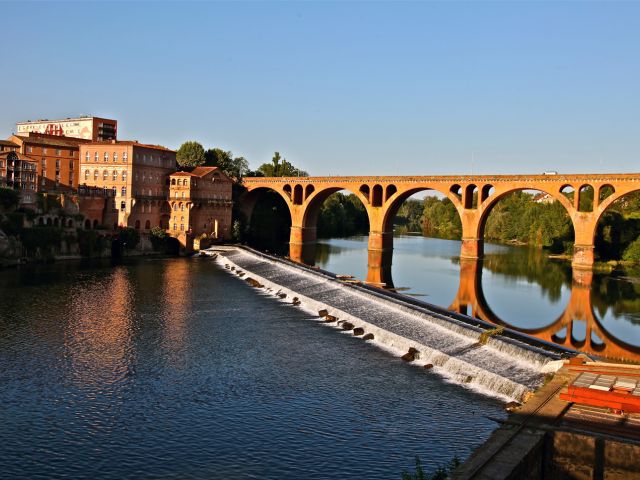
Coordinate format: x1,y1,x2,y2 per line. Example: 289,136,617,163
0,257,504,479
315,235,640,362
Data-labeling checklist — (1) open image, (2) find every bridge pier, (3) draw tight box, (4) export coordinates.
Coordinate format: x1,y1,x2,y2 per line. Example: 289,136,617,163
572,244,595,270
289,225,317,265
366,230,394,286
461,237,484,259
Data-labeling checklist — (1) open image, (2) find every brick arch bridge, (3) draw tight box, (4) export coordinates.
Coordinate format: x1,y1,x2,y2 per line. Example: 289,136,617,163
242,173,640,282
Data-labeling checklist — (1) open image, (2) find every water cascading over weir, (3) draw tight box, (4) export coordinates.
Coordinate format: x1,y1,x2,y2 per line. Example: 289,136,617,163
205,246,571,403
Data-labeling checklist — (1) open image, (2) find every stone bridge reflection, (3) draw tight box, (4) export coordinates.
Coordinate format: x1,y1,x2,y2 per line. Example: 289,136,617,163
446,260,640,362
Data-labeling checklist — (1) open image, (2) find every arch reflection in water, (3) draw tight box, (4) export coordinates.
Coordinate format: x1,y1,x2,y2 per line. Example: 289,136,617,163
447,259,640,362
315,235,640,363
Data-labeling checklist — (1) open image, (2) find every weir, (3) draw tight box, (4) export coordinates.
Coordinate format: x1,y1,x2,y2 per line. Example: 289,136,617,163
206,246,574,403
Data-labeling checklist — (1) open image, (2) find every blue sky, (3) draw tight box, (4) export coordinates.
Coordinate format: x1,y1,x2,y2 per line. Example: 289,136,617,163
2,1,639,175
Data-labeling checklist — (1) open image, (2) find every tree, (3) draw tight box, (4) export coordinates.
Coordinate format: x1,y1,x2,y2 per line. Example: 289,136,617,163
257,152,308,177
176,141,206,168
205,148,250,180
0,188,20,211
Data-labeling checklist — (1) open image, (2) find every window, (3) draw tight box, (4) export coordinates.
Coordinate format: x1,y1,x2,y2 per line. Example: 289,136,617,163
123,152,128,162
94,170,98,180
56,149,61,156
173,204,177,211
181,192,185,198
104,152,109,162
41,159,46,167
41,177,46,186
121,186,126,196
113,171,118,181
85,151,90,161
43,148,48,154
112,186,116,196
103,170,108,180
95,152,99,161
122,171,127,181
173,224,177,231
113,152,118,162
70,161,74,170
28,146,33,153
180,224,184,231
120,201,126,211
85,170,89,180
180,203,184,211
55,160,60,169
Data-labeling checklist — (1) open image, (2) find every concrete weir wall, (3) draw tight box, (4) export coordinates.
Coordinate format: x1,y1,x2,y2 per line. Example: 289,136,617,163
206,246,570,403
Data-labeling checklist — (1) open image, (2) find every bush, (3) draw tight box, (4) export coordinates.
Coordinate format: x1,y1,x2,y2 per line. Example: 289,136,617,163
21,227,62,256
401,456,460,480
623,236,640,262
118,227,140,250
0,188,20,211
77,229,107,258
1,212,25,236
149,226,168,251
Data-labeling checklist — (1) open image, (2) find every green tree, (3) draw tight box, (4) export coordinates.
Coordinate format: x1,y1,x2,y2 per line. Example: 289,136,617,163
0,188,19,211
205,148,250,179
257,152,308,177
176,141,206,168
118,227,140,250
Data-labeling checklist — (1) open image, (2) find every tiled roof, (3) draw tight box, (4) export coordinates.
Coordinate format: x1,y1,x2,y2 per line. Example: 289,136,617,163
0,151,38,162
0,140,18,148
170,167,223,178
190,167,220,177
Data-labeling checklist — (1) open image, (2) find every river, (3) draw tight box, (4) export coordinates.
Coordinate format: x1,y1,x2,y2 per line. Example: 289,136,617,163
0,257,504,479
315,235,640,363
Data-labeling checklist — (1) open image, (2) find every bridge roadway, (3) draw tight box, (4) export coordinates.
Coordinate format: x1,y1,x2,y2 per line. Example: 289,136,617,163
241,173,640,279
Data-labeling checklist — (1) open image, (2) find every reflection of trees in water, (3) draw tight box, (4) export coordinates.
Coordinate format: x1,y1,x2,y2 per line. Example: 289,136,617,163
480,248,572,303
246,191,291,256
592,275,640,325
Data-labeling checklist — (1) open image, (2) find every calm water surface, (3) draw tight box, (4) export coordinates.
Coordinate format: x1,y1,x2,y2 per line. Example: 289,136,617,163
315,235,640,361
0,258,504,479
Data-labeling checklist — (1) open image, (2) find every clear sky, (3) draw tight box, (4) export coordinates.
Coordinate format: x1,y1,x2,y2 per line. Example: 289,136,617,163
2,1,639,175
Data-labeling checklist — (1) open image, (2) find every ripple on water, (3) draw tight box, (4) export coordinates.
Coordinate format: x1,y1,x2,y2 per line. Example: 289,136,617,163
0,258,504,479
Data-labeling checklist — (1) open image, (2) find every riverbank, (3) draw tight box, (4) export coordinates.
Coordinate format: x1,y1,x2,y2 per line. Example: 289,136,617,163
206,246,574,403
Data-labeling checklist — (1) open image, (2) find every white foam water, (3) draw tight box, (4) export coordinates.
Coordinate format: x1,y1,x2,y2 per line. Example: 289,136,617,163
206,246,566,403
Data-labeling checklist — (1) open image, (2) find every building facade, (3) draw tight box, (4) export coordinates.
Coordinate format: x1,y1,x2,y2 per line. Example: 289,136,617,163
0,140,18,153
8,133,90,191
168,167,233,249
0,151,38,208
79,140,176,230
16,116,117,141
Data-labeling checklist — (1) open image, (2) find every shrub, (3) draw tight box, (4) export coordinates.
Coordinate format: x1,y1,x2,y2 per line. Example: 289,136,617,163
149,226,168,251
0,188,20,211
118,227,140,250
623,236,640,262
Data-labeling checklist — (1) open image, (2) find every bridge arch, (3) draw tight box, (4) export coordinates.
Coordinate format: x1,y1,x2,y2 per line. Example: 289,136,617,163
239,186,293,255
475,186,575,243
380,186,463,237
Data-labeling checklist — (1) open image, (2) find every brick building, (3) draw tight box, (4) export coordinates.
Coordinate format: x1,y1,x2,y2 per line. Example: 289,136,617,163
7,133,91,191
168,167,233,249
16,116,117,141
79,140,176,229
0,140,18,153
0,151,38,208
